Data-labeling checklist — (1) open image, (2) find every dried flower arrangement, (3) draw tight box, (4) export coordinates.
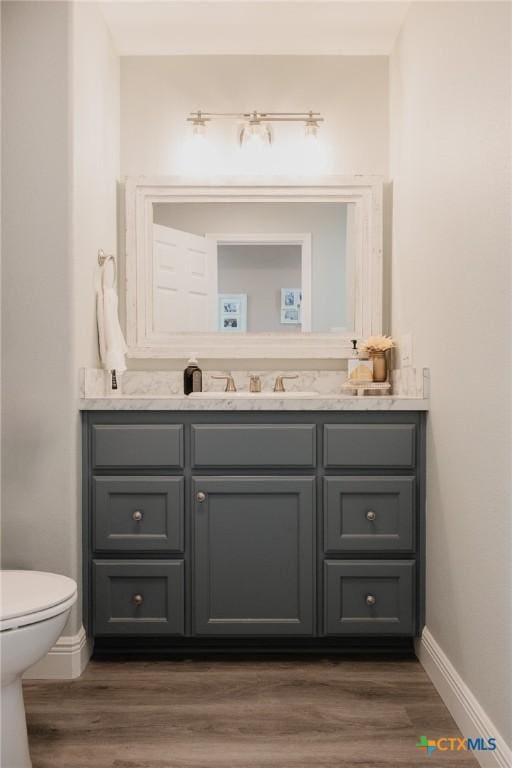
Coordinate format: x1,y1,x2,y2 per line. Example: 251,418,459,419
360,335,395,355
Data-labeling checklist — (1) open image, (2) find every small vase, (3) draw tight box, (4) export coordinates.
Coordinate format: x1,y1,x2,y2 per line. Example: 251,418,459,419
371,351,387,382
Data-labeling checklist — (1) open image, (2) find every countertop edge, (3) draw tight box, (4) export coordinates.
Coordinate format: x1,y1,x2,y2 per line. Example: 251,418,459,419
79,396,429,412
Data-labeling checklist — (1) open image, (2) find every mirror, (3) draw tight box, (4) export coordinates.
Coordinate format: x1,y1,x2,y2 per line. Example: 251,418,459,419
125,178,383,359
152,202,347,335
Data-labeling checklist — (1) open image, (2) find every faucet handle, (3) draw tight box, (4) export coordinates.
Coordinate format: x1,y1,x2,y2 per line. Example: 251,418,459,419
212,374,237,392
248,375,262,393
273,374,299,393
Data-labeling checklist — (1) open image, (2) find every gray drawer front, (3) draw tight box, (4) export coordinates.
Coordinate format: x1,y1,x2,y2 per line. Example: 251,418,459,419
191,424,316,468
324,560,415,635
92,425,183,469
324,424,415,468
324,477,415,552
93,477,184,552
93,560,184,635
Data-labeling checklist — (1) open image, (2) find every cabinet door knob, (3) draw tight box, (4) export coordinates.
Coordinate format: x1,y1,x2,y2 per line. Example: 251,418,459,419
132,594,144,606
132,510,143,522
366,594,376,606
197,491,206,502
366,510,376,521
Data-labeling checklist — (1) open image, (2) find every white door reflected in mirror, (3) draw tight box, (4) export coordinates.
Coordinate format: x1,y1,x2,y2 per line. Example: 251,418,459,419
153,224,218,333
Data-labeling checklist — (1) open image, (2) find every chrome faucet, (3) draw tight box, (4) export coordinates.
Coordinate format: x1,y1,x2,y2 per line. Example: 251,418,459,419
273,374,299,392
212,374,237,392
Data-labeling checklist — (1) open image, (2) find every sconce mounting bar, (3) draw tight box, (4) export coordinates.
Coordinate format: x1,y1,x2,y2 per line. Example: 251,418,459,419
187,110,324,125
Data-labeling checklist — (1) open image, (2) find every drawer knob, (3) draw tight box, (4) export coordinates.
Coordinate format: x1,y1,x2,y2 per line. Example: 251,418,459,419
366,594,377,606
366,510,376,521
132,594,144,606
197,491,206,502
132,510,143,522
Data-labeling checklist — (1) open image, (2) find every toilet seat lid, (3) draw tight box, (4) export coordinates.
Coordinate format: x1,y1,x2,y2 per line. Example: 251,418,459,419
0,570,77,624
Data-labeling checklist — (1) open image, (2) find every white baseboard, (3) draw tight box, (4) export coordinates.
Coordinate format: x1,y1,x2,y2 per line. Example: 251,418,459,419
23,626,92,680
416,628,512,768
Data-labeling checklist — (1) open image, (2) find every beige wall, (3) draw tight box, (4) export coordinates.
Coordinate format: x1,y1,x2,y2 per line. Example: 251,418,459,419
121,55,389,177
390,1,511,745
218,244,302,333
121,55,388,369
1,1,119,636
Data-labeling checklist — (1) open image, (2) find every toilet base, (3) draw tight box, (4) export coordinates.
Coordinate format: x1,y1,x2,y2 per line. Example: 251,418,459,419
0,572,77,767
1,607,74,768
1,676,32,768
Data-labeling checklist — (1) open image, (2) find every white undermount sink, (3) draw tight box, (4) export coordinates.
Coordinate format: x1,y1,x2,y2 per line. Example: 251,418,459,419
189,390,319,398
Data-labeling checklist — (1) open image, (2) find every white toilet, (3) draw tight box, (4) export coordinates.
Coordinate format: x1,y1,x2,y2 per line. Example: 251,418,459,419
0,570,77,768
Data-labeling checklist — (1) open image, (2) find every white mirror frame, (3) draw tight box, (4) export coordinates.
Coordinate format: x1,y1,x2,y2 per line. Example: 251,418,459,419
125,176,383,359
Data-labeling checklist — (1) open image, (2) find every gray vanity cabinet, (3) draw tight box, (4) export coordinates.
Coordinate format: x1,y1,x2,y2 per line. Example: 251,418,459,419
83,411,426,649
193,477,315,635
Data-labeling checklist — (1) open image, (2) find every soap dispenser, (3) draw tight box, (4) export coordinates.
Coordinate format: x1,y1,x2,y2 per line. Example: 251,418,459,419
184,356,202,395
347,339,373,383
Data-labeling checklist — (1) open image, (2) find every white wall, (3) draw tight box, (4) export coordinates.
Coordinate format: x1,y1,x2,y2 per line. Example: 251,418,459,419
1,1,79,631
73,1,120,372
1,0,119,639
120,55,389,177
390,1,511,747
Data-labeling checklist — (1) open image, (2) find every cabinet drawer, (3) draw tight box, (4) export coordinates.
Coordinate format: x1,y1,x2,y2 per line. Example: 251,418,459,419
93,477,184,552
324,560,415,635
93,560,184,635
324,477,414,553
191,424,316,468
324,424,415,468
92,424,183,469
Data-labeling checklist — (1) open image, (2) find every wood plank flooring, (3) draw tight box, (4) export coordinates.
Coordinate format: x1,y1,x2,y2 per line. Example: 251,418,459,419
23,656,479,768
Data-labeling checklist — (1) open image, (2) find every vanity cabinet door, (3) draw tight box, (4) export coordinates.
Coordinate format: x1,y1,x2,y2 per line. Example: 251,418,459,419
193,477,315,635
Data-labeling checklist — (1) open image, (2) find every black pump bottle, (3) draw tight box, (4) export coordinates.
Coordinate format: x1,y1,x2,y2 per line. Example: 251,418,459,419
184,356,202,395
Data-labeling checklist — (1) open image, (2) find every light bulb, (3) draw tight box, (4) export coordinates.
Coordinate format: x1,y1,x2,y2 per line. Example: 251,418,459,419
240,121,272,146
192,121,207,138
179,128,217,176
305,121,318,139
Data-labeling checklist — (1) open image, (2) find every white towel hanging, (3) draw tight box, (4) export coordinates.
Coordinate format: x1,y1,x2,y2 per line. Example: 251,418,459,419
96,255,127,374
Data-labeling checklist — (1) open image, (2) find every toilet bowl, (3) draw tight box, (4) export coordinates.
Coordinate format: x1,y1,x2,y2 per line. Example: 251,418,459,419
0,571,77,768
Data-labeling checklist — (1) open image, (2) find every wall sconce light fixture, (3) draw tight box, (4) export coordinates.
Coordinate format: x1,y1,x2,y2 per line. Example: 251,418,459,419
187,110,324,146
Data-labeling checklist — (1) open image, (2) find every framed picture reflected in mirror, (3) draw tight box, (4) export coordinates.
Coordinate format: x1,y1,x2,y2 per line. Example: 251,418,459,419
281,288,302,324
218,293,247,332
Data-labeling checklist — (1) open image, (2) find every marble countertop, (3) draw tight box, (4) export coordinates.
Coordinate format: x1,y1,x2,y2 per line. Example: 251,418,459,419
79,393,429,411
79,367,430,411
